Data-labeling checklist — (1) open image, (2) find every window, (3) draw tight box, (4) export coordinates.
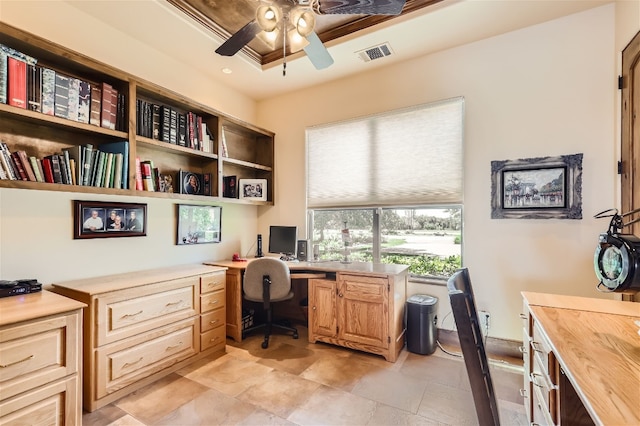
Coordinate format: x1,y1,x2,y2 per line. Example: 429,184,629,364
306,97,464,279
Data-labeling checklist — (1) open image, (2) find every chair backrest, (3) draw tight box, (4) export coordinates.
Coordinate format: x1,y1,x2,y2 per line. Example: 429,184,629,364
447,268,500,426
244,257,291,301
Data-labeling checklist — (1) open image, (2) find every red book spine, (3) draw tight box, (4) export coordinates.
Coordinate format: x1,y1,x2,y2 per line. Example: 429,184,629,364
109,86,117,130
135,157,143,190
11,152,27,180
42,157,55,183
7,57,27,109
17,150,36,181
100,82,112,129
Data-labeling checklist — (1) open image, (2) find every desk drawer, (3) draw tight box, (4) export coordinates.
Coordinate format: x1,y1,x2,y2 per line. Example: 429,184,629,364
201,272,225,294
201,308,225,333
531,320,554,380
95,318,197,399
201,289,225,314
0,313,80,401
201,326,225,352
96,278,198,346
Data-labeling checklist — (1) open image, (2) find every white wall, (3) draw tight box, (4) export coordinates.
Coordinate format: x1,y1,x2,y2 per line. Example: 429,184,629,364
257,4,627,341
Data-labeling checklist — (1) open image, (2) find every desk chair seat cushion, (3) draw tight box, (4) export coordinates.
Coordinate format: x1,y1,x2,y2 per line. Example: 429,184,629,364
244,257,293,302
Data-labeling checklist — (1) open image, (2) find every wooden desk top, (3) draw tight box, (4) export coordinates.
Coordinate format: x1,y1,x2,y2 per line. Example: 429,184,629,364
205,258,409,277
524,292,640,425
0,290,86,327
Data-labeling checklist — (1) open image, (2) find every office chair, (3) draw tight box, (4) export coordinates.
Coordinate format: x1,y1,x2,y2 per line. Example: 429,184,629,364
447,268,500,426
243,257,299,349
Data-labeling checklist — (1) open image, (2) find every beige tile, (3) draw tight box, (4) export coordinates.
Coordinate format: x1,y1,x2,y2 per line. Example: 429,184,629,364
82,404,129,426
255,341,320,375
237,409,296,426
182,355,274,397
114,374,210,425
416,381,477,424
299,353,383,391
352,368,428,413
367,403,441,426
236,369,321,418
106,414,145,426
400,352,468,390
287,384,377,425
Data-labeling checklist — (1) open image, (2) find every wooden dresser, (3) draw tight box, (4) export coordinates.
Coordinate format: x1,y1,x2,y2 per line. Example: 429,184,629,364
521,292,640,425
0,290,86,424
51,264,226,412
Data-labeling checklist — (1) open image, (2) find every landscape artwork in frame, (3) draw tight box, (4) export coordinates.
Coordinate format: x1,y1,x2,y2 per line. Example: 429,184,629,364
491,153,583,219
177,204,222,245
74,200,147,239
239,179,267,201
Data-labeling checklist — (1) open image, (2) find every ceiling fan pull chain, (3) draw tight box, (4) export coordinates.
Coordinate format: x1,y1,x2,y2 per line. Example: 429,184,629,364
283,19,287,77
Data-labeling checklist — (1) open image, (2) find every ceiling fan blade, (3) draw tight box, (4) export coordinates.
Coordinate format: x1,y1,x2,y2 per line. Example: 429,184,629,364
318,0,407,15
304,32,334,70
215,20,262,56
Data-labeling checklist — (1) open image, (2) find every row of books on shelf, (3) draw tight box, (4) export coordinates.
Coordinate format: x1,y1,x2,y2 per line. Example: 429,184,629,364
1,43,125,131
0,140,129,189
134,158,212,196
136,99,214,153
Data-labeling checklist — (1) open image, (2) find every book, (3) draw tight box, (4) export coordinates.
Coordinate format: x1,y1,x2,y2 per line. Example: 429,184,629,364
223,175,237,198
41,68,56,115
196,115,203,151
89,84,101,126
103,152,113,188
61,149,73,184
93,150,106,187
100,82,113,129
159,105,171,142
140,161,155,191
152,104,160,139
220,126,228,157
113,152,123,189
7,56,27,109
57,154,69,185
169,108,177,144
0,44,37,105
0,162,6,179
81,144,94,186
63,145,83,186
41,157,54,183
0,143,17,180
11,151,28,180
28,156,43,182
177,113,187,146
116,91,125,131
67,77,80,121
45,154,63,183
27,64,42,112
203,172,212,196
135,157,143,190
54,73,70,119
109,86,117,130
99,140,129,189
77,80,91,123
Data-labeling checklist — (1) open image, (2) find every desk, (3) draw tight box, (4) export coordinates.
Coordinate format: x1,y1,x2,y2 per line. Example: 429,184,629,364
521,292,640,425
204,259,408,362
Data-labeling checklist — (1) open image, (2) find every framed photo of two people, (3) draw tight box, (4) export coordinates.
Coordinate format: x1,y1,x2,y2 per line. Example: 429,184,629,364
74,200,147,239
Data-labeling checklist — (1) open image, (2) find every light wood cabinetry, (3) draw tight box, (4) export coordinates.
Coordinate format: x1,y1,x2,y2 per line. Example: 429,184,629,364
51,264,227,412
521,292,640,426
308,270,405,362
0,23,274,204
0,291,85,425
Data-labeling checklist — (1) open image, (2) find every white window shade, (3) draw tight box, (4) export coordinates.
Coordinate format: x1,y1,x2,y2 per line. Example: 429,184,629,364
307,97,464,209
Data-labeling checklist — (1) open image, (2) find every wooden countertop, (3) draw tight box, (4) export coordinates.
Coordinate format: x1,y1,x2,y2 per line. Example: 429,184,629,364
524,292,640,425
51,264,227,295
0,290,86,326
205,259,409,277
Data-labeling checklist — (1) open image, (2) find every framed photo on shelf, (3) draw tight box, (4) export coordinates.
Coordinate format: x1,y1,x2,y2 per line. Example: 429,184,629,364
73,200,147,239
178,170,203,195
490,153,583,219
239,178,267,201
176,204,222,245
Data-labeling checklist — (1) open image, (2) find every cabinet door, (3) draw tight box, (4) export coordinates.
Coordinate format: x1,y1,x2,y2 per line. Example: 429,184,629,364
338,275,388,348
309,279,337,338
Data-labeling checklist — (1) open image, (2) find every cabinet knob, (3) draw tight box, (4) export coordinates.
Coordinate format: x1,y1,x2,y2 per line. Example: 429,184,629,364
338,293,343,298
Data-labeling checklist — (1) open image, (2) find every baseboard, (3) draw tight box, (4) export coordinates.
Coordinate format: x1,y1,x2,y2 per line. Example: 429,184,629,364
436,328,522,360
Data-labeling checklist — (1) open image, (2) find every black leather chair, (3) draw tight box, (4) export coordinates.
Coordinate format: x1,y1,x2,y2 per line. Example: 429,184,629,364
243,257,299,349
447,268,500,426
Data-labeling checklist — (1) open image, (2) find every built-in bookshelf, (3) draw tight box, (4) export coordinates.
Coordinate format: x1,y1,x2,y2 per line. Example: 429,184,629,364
0,22,274,204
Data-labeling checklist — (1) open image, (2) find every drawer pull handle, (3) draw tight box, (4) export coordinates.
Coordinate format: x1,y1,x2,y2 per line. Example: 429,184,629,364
123,357,143,368
0,354,34,368
121,310,143,319
531,341,543,352
166,300,183,307
519,388,527,398
530,372,544,388
166,342,183,351
518,345,527,354
209,320,219,325
209,300,219,305
210,336,220,343
519,313,527,319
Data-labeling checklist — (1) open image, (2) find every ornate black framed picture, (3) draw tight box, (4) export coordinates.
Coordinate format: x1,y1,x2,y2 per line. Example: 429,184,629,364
177,204,222,245
491,153,583,219
179,170,203,195
74,200,147,239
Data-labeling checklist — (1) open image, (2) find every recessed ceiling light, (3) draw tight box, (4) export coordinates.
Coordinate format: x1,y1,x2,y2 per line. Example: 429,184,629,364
221,67,232,74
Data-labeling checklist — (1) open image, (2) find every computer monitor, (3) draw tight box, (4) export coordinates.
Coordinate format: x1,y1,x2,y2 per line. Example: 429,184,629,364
268,225,297,260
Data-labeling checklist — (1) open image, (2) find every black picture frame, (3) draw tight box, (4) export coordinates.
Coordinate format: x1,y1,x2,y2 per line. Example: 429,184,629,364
179,170,203,195
491,153,583,219
177,204,222,245
74,200,147,239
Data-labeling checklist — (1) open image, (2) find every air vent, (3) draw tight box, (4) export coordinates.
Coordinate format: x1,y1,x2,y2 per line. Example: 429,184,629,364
356,42,393,63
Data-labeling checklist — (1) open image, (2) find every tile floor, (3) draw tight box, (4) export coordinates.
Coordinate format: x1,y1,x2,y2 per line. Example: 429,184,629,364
83,326,527,425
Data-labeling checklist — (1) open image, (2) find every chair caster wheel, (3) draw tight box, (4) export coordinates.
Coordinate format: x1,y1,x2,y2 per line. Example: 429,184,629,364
293,332,299,339
261,340,269,349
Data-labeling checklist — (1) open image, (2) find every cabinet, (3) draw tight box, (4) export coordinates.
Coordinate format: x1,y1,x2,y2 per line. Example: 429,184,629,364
50,264,227,412
0,290,85,425
0,22,274,204
308,271,405,362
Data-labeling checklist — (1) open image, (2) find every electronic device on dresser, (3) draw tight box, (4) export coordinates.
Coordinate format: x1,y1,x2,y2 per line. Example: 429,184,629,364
269,225,298,261
297,240,309,261
0,279,42,298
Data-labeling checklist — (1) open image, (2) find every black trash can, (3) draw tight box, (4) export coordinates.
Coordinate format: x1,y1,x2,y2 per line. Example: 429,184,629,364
405,294,438,355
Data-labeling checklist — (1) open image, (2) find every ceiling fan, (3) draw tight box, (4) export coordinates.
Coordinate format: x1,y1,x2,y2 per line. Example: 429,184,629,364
215,0,407,74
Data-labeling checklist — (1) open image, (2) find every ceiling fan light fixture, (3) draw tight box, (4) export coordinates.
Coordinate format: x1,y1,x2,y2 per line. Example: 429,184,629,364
290,7,315,37
256,4,281,32
287,27,310,53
